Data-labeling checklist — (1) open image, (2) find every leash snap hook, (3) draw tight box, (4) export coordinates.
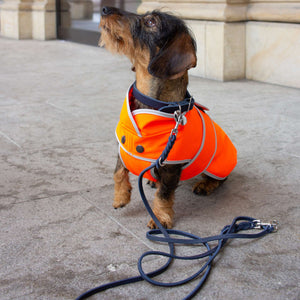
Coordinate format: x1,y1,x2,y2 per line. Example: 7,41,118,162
253,219,278,232
174,109,187,126
172,110,186,136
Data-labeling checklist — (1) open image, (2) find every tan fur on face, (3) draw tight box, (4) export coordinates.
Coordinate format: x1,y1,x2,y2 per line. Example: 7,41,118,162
99,16,134,56
100,16,152,94
100,17,147,67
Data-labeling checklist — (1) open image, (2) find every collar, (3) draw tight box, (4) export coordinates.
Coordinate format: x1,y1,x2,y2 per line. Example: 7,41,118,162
132,82,195,114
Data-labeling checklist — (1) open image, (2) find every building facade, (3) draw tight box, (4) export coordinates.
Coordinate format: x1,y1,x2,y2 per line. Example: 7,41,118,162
1,0,299,88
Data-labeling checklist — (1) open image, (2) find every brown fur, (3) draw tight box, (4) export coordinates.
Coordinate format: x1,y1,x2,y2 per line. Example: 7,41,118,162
113,157,132,208
100,7,225,229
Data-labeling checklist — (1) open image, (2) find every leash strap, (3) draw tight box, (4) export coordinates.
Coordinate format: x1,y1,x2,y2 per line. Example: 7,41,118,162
76,111,277,300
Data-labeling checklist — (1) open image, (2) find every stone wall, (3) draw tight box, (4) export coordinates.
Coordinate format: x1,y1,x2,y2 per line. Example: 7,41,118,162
246,22,300,88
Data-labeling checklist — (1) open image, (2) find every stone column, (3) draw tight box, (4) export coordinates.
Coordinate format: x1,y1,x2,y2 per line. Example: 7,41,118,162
138,0,248,81
32,0,56,39
0,0,56,39
0,0,33,39
68,0,93,20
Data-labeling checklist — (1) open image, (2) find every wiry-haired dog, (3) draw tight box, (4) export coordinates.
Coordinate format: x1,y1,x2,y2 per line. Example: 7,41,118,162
99,7,237,229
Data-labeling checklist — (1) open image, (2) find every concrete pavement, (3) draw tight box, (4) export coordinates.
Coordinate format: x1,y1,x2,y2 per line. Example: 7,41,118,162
0,37,299,300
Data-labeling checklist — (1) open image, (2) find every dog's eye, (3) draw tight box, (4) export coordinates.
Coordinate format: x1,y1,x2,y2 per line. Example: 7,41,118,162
144,17,156,28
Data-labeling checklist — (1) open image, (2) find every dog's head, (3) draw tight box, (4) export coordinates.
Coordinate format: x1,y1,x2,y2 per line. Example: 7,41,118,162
99,7,197,80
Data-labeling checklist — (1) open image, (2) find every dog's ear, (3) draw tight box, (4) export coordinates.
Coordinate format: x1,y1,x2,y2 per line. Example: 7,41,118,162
148,33,197,79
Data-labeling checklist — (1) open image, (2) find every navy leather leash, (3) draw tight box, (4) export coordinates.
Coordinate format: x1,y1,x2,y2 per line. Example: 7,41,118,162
76,109,277,300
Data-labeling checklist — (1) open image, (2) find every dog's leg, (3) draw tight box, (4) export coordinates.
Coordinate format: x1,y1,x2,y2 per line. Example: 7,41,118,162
147,188,174,229
147,165,182,229
113,156,132,208
192,174,226,195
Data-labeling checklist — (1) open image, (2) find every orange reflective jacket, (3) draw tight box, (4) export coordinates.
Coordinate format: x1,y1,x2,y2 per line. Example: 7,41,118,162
115,86,237,181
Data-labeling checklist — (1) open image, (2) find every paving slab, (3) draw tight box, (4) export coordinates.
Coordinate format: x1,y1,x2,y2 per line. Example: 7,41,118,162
0,37,299,300
0,194,155,299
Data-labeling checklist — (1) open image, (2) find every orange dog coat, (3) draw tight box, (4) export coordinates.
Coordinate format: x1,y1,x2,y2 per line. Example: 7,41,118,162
115,85,237,181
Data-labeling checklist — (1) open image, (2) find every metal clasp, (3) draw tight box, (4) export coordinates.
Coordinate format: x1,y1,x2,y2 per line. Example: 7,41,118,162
253,220,278,232
172,109,187,136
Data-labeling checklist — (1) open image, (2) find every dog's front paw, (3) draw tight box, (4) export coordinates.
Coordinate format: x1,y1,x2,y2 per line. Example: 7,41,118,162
113,198,129,208
147,210,173,229
113,189,131,209
147,218,173,229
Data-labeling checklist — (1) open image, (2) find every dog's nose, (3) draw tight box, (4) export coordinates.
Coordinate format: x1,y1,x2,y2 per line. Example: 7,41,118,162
101,6,114,16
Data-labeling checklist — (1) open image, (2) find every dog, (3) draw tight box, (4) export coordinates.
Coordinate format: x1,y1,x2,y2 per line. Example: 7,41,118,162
99,7,237,229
